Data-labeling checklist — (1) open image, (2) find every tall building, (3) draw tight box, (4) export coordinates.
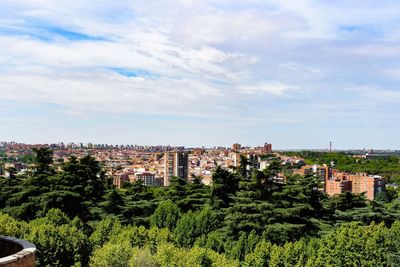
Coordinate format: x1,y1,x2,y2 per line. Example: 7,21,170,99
135,172,155,186
262,143,272,153
164,151,189,186
113,174,129,189
193,148,203,156
247,153,259,171
232,143,241,151
232,152,241,167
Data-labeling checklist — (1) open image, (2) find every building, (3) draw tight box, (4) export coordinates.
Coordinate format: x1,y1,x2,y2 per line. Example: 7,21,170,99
246,153,259,171
259,161,270,171
113,174,129,189
347,173,386,200
294,164,331,191
232,143,241,151
232,152,241,167
262,143,272,154
192,148,203,156
325,179,352,196
135,172,155,186
325,172,386,200
154,177,164,186
164,151,189,186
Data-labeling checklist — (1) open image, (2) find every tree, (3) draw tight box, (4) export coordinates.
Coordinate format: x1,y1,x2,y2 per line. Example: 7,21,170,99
99,189,125,218
174,206,220,247
0,169,22,209
122,180,157,225
24,209,89,266
177,177,210,212
265,174,323,243
314,222,397,266
210,166,239,209
90,239,133,267
150,200,181,230
224,170,274,237
32,147,54,175
327,191,367,212
243,239,272,267
89,217,123,249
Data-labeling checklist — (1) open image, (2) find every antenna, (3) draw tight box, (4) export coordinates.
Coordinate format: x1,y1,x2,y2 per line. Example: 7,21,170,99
329,141,332,152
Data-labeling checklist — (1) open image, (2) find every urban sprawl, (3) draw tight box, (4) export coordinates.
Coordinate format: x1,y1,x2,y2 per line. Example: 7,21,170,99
1,141,395,201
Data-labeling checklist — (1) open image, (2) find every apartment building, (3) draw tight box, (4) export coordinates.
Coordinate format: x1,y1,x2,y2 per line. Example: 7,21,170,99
163,151,189,186
135,172,155,186
325,172,386,200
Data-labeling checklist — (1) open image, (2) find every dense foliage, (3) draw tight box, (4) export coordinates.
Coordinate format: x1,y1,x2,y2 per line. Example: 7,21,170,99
282,151,400,183
1,148,400,266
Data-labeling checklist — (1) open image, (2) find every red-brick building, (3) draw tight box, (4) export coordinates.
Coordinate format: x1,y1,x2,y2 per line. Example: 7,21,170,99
262,143,272,153
325,172,386,200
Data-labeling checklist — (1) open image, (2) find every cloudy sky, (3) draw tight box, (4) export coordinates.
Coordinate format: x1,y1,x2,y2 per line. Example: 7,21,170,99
1,0,400,149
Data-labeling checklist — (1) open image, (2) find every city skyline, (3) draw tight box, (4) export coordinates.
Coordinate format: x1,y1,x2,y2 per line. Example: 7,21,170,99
1,1,400,149
1,140,398,152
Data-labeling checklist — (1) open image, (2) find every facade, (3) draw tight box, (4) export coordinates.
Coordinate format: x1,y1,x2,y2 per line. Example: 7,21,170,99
325,179,352,196
154,177,164,186
246,153,259,171
232,152,241,167
163,151,189,186
325,172,386,200
347,173,386,200
135,172,155,186
232,143,241,151
259,161,270,171
193,148,203,156
294,164,331,191
113,174,129,189
262,143,272,153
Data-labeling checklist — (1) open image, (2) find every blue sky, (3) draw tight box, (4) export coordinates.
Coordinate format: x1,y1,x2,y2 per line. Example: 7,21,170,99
1,0,400,149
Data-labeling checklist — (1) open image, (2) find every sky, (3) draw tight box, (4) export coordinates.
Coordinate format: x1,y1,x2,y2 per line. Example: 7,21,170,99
1,0,400,149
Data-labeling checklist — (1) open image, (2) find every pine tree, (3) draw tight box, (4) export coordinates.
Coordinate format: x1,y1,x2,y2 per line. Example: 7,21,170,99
224,170,274,237
210,166,239,209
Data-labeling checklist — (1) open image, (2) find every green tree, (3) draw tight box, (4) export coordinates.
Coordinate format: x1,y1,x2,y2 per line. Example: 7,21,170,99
174,206,220,247
32,147,54,175
210,166,239,209
90,239,133,267
99,189,125,218
122,180,157,225
150,200,181,230
243,239,272,267
25,209,89,266
314,222,396,266
89,217,123,249
224,170,274,237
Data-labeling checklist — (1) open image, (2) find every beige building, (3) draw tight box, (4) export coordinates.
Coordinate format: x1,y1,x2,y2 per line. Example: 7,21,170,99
163,151,189,186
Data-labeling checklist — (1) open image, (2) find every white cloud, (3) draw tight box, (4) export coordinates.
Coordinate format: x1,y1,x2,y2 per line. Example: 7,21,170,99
0,71,223,115
238,81,298,95
1,0,400,142
382,68,400,80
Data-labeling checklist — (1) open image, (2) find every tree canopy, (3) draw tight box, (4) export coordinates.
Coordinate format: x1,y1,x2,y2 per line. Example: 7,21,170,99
1,148,400,266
